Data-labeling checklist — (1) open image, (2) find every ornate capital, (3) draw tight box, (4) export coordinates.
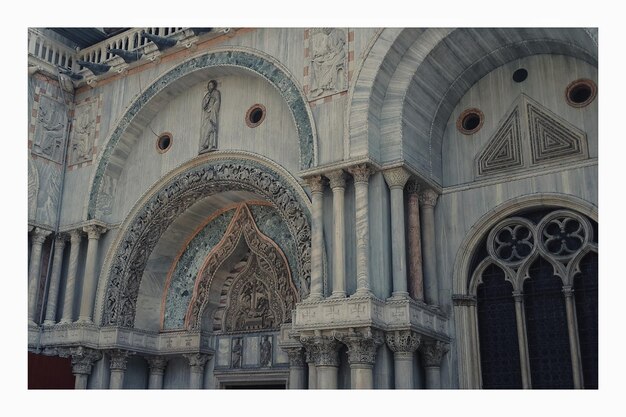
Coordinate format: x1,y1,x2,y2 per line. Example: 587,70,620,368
67,346,102,375
68,229,83,244
31,227,52,244
283,347,306,368
145,356,169,374
420,340,449,367
336,329,383,365
347,164,373,184
326,169,347,190
386,330,421,353
418,188,439,208
306,175,326,194
83,224,107,240
406,178,421,195
512,291,524,302
184,353,211,372
300,335,340,367
452,294,477,307
383,167,411,190
54,233,68,247
562,285,574,298
108,349,132,371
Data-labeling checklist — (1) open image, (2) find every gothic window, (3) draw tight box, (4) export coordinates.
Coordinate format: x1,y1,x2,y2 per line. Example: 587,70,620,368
470,208,597,389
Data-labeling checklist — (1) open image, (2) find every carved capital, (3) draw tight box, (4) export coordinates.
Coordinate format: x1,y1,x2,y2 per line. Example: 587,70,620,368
383,167,411,190
68,229,83,244
420,341,449,367
326,169,347,190
83,224,106,240
336,329,383,365
68,346,102,375
31,227,52,244
54,233,68,248
406,178,421,195
145,356,169,374
184,353,211,372
386,330,421,353
452,294,477,307
108,349,132,371
283,347,306,368
562,285,574,298
418,188,439,208
300,335,340,367
347,163,373,184
306,175,326,194
512,291,524,302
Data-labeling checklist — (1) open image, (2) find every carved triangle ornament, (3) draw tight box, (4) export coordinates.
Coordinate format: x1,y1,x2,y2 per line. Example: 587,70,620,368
477,107,524,176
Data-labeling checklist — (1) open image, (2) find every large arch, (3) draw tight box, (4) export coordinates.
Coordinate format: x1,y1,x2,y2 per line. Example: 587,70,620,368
95,151,312,328
86,47,317,220
347,28,597,184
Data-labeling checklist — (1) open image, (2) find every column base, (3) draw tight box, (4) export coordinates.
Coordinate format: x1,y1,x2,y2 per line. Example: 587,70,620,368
42,320,56,327
328,292,346,299
75,317,94,325
28,320,39,327
58,319,72,325
305,293,324,302
388,292,409,300
353,289,373,298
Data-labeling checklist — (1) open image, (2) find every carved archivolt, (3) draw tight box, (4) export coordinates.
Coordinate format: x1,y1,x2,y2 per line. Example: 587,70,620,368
102,159,311,328
185,203,298,330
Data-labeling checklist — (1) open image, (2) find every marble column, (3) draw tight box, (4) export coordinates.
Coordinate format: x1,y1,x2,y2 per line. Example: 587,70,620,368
302,335,340,389
108,350,131,389
563,286,584,389
348,164,373,296
184,353,211,389
28,227,52,325
146,356,168,389
327,170,347,299
59,230,82,324
285,347,307,389
306,176,326,301
419,188,439,306
338,330,382,389
420,340,449,389
43,234,67,326
406,180,424,301
513,291,532,389
77,225,106,323
383,167,412,299
68,346,102,389
386,330,420,389
305,347,317,389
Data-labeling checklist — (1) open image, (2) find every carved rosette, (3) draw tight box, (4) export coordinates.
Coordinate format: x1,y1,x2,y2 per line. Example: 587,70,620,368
83,224,106,240
386,330,421,357
301,335,340,367
326,169,347,190
102,160,311,328
67,346,102,375
420,341,449,368
184,353,211,373
108,350,132,371
347,164,373,184
284,347,306,368
383,167,411,190
418,188,439,208
336,330,383,366
306,175,326,194
146,356,169,375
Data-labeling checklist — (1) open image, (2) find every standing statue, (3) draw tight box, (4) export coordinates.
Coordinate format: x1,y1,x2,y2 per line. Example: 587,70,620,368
200,80,221,152
260,335,272,367
231,337,242,368
309,28,346,98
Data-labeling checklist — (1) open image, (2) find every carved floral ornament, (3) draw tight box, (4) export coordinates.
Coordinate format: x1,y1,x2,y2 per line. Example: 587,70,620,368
101,159,311,328
471,209,596,292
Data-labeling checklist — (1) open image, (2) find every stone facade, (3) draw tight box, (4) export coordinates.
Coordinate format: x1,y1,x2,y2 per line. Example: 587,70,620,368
27,27,597,390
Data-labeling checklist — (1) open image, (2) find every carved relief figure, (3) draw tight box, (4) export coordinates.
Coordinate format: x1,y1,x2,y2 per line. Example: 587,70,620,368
232,268,277,331
28,158,39,221
70,103,96,165
309,28,346,98
33,97,67,163
200,80,221,153
231,338,242,368
260,335,272,367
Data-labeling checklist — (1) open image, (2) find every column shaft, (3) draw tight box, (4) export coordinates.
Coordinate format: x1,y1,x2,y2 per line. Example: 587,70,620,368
148,372,164,389
60,230,81,324
513,294,531,389
307,362,317,389
327,170,347,298
146,356,168,389
351,364,373,389
316,366,338,389
393,352,413,389
74,374,89,389
109,370,125,389
28,228,51,324
43,235,67,326
407,185,424,301
349,165,372,296
307,176,325,300
289,366,307,389
425,366,441,389
564,287,584,388
78,226,105,323
419,189,439,305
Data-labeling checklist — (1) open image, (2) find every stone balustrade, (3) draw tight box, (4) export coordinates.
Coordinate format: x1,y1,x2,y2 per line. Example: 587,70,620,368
28,28,79,74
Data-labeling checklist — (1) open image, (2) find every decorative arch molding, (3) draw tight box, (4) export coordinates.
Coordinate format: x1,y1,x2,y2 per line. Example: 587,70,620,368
453,192,597,296
347,28,597,183
86,47,317,220
184,203,298,331
96,152,312,328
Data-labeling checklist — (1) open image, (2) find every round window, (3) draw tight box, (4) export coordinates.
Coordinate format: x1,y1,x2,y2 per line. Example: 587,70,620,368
457,108,484,135
245,104,266,128
156,133,173,153
566,79,597,108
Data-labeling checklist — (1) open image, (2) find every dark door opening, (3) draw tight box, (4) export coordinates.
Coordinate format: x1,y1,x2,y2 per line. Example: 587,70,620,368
224,383,285,389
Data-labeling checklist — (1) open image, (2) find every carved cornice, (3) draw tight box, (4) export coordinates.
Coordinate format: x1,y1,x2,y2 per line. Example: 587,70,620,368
382,167,411,190
83,224,107,239
306,175,327,194
420,340,449,367
108,349,132,370
347,163,373,184
418,188,439,208
336,329,383,365
184,353,212,372
31,227,52,244
145,356,169,374
326,169,347,189
386,330,420,354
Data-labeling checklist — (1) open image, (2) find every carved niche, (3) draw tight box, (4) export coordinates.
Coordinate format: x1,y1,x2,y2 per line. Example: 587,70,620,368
308,28,348,99
185,203,298,331
69,101,97,166
32,95,67,164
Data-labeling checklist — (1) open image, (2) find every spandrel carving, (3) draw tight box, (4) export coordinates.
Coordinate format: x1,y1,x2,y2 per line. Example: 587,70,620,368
33,95,67,163
309,28,347,99
69,102,97,165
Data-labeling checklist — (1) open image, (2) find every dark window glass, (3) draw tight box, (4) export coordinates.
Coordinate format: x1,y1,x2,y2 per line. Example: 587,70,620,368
574,252,598,389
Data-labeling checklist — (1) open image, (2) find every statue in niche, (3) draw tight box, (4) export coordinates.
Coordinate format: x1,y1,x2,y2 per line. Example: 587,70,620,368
309,28,346,98
71,104,96,164
34,100,66,162
231,338,242,368
199,80,221,153
260,335,272,367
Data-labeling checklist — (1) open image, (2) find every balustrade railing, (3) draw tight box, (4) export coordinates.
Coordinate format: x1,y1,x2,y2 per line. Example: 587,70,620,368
28,28,79,72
